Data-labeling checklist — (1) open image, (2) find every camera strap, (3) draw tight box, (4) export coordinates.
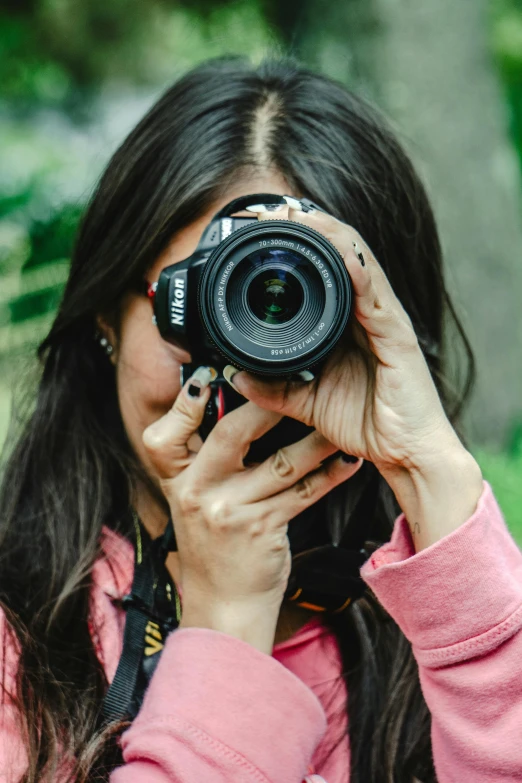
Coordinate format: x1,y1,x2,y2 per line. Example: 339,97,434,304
103,193,382,719
284,461,381,613
102,465,379,721
101,514,179,722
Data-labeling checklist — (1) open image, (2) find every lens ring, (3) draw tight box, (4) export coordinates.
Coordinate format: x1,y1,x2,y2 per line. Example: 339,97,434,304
226,251,324,347
198,220,352,375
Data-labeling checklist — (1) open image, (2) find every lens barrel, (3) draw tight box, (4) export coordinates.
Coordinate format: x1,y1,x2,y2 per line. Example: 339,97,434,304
198,220,352,375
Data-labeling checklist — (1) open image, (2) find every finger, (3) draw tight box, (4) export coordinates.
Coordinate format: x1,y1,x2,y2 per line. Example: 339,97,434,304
248,197,391,311
223,365,315,425
251,203,290,222
142,366,214,479
252,454,364,529
237,429,338,504
194,401,283,480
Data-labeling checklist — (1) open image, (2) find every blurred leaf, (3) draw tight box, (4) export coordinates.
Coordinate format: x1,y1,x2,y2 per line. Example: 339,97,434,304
508,419,522,458
0,0,278,102
492,7,522,75
24,204,81,269
0,311,54,356
0,0,278,366
0,189,34,218
475,446,522,545
0,221,31,274
0,258,69,303
7,285,62,323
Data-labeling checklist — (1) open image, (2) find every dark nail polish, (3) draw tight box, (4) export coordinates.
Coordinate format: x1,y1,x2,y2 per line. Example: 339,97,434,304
188,384,201,398
352,241,366,267
341,453,358,463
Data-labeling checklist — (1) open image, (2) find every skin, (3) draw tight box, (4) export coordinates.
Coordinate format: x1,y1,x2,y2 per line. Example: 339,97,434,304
105,170,295,534
102,172,484,656
101,170,354,646
230,204,484,553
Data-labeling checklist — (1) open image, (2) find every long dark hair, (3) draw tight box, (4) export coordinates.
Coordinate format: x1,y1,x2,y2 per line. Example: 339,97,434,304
0,56,474,782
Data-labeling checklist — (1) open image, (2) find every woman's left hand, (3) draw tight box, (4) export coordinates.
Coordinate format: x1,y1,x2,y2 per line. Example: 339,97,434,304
226,202,484,550
229,203,457,476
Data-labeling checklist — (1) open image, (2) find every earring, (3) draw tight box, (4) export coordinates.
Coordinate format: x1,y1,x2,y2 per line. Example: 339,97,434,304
99,336,113,356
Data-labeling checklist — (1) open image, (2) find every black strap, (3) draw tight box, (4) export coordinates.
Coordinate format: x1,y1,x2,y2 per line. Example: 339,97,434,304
102,516,179,722
338,461,381,551
284,462,382,612
103,474,380,717
102,469,380,722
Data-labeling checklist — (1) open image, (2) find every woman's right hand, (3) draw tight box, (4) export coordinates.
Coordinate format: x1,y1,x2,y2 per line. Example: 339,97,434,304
142,368,363,655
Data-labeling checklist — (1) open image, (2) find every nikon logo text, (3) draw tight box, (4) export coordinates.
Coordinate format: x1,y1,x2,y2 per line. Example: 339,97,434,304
171,277,185,327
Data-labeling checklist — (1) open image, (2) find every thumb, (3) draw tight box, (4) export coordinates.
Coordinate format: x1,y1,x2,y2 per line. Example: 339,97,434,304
142,366,214,479
223,365,315,426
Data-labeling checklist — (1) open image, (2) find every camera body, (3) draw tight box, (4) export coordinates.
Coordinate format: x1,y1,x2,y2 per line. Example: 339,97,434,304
152,193,353,461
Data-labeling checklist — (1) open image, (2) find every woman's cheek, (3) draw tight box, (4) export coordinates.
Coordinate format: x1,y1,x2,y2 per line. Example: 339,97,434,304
116,341,184,469
123,346,182,416
115,293,193,469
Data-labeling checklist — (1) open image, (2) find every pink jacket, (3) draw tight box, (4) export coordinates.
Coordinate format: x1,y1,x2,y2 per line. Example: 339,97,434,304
1,481,522,782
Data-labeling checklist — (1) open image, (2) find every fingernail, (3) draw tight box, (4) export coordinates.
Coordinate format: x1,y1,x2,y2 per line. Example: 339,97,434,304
297,370,315,382
223,364,240,389
245,204,284,213
283,195,303,211
341,453,359,463
352,241,365,267
186,366,216,398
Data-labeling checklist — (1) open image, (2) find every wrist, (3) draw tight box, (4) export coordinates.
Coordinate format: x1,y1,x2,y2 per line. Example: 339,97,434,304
380,438,484,552
179,594,280,655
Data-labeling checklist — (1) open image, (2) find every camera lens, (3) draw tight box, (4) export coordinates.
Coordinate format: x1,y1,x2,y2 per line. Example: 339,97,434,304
199,220,352,375
226,246,324,346
247,264,304,325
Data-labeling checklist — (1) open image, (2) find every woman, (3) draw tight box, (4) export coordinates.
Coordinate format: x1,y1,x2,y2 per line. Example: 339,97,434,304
0,55,520,783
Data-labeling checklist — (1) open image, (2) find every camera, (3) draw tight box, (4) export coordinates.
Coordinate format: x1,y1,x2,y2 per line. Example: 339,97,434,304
151,193,353,461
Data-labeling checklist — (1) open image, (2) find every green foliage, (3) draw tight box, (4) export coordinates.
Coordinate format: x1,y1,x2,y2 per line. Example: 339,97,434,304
0,0,279,368
0,0,521,553
508,418,522,458
475,444,522,545
0,11,72,105
0,1,278,104
491,0,522,176
491,0,522,76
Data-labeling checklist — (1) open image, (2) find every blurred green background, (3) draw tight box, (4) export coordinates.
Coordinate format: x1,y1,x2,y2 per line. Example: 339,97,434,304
0,0,521,541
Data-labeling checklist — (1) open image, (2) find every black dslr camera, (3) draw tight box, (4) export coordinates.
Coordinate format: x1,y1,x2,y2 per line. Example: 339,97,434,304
151,193,353,462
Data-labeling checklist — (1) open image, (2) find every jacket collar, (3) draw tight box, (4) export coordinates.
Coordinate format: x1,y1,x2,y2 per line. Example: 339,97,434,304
91,525,325,650
92,526,134,600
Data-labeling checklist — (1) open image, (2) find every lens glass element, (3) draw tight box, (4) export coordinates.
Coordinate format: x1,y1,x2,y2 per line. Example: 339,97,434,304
247,268,304,325
225,246,325,348
200,223,351,375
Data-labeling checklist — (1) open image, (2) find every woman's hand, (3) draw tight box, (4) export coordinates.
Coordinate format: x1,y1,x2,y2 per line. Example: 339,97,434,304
142,369,363,654
226,203,483,551
228,203,453,475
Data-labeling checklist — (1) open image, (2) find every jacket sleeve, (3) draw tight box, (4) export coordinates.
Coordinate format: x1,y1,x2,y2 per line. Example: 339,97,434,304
111,628,328,783
360,480,522,783
0,613,28,783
